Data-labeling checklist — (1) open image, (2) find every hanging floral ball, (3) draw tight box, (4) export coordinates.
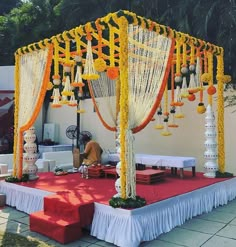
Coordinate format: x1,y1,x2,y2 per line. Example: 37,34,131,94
207,85,217,95
201,73,211,83
197,103,206,114
47,81,54,91
181,66,188,75
189,64,195,72
94,58,107,72
107,67,119,80
188,93,196,101
174,75,182,83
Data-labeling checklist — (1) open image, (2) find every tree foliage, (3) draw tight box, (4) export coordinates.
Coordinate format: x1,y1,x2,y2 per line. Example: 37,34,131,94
0,0,235,85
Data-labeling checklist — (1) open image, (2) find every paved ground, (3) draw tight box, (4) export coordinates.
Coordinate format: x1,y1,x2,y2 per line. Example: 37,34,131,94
1,199,236,247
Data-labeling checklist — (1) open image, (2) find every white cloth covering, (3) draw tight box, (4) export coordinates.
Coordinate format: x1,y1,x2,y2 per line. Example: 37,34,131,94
91,178,236,247
108,153,196,168
0,181,53,214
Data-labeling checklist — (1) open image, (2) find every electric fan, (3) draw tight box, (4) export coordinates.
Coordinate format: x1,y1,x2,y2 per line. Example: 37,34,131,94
65,125,77,149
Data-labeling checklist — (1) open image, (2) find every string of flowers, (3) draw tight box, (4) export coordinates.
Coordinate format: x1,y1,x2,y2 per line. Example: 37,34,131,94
107,24,119,80
180,42,189,98
13,53,20,177
206,52,215,105
118,16,129,199
94,19,107,72
216,50,231,173
161,84,172,136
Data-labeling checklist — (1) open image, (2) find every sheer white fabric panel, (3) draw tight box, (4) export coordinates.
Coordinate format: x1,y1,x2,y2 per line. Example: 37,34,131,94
91,72,117,127
0,181,53,214
91,178,236,247
125,25,173,197
16,48,49,167
128,24,172,129
17,48,49,127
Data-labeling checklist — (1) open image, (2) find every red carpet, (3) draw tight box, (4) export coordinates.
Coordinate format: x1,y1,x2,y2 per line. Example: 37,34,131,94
20,170,231,205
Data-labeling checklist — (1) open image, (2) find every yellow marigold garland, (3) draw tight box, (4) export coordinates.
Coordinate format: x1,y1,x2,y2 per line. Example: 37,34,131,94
13,54,20,177
118,16,128,199
216,52,225,173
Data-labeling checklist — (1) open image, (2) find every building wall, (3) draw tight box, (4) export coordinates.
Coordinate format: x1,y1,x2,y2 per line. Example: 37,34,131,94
46,91,236,175
0,66,14,90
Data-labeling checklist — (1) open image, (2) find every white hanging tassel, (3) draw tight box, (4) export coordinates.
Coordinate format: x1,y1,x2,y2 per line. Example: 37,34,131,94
175,106,185,118
72,65,84,88
68,92,77,107
180,77,189,98
51,88,62,108
62,75,73,96
82,39,99,80
154,115,164,129
188,73,199,94
154,107,164,129
168,107,178,128
161,121,172,136
60,95,69,104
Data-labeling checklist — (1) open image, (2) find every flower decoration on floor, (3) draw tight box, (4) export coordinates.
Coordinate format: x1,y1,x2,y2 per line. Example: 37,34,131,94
109,196,146,209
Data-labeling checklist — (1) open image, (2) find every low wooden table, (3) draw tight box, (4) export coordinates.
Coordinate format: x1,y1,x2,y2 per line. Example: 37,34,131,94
103,168,165,184
103,168,118,178
136,169,165,184
88,166,105,178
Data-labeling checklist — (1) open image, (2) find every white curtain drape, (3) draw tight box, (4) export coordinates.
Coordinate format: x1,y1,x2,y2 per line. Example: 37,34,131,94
126,25,173,197
15,47,51,176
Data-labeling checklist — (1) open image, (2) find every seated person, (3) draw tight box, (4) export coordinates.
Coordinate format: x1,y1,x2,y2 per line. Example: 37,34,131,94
78,135,103,174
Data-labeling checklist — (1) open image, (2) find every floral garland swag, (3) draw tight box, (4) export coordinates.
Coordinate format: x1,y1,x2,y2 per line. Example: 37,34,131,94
14,10,231,208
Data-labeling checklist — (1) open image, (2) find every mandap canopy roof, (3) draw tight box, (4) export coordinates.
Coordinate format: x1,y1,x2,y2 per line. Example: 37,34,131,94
14,10,231,198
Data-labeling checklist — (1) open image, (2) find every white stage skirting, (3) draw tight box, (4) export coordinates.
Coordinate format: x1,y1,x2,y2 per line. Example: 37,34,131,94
0,181,53,214
1,178,236,247
91,177,236,247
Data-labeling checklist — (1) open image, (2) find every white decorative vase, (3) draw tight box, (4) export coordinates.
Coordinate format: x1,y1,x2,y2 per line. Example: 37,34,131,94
23,127,39,180
203,105,218,178
114,178,121,198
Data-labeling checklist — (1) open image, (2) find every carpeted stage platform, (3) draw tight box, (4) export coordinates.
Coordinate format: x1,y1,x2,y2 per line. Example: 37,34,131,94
1,171,236,247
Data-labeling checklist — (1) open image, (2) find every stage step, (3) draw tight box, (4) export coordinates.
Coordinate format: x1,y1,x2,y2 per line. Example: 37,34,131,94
30,211,82,244
30,194,94,244
43,194,94,226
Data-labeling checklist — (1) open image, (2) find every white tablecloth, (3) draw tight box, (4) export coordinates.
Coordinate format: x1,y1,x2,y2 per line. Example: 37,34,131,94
108,153,196,168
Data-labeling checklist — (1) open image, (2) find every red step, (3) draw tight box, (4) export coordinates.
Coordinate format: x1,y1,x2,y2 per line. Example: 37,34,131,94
30,211,82,244
43,194,94,226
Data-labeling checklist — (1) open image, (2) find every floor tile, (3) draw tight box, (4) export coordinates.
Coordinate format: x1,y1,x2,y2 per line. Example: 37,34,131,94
46,239,91,247
201,235,236,247
158,228,212,247
80,234,99,244
94,240,117,246
0,217,8,224
229,218,236,226
179,218,225,234
0,210,28,220
140,239,184,246
215,203,236,214
0,221,29,234
13,216,29,225
216,224,236,239
197,210,236,223
20,230,51,242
